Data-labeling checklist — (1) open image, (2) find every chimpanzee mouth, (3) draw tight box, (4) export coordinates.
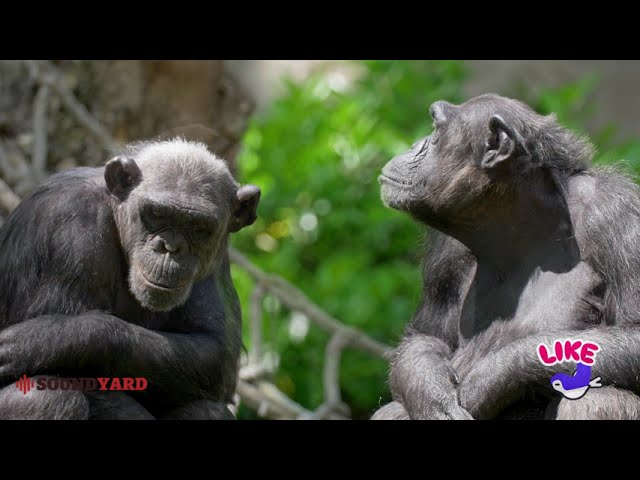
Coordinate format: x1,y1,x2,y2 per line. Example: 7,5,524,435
140,272,184,292
379,163,414,188
378,174,413,188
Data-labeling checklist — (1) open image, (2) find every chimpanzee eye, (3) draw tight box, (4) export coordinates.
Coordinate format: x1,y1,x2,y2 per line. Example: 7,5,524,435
191,222,215,240
149,207,162,221
141,205,167,229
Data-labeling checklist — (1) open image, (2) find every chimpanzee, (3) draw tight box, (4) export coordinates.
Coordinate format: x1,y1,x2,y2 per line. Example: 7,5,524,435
374,93,640,420
0,139,260,419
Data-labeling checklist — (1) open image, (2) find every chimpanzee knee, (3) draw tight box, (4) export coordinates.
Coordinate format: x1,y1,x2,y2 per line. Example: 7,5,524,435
371,401,410,420
555,386,640,420
163,400,235,420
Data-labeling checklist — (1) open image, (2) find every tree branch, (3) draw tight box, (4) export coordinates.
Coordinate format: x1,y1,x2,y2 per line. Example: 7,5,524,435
236,379,313,419
0,142,35,196
0,177,20,216
24,60,120,153
249,285,265,363
229,246,392,359
236,379,349,420
32,83,50,180
323,331,349,406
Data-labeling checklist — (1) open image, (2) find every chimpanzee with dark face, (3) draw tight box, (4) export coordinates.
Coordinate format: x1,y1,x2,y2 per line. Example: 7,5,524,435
374,94,640,420
0,139,260,419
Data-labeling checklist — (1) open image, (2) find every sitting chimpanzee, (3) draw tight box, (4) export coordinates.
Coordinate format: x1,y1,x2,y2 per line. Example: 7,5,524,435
0,139,260,420
375,93,640,420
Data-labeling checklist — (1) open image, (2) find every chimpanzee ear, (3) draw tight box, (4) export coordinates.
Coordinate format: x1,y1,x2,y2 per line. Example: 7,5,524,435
229,185,261,233
105,156,142,199
481,115,530,170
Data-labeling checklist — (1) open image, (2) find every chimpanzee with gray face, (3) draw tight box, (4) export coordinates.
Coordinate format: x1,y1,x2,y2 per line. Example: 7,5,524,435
0,139,260,419
374,94,640,420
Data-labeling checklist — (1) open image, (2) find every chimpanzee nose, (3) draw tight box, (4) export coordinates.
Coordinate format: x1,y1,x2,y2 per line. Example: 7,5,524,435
151,233,184,254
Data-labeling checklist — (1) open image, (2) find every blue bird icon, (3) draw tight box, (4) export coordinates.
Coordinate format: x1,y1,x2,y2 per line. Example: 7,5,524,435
550,362,602,400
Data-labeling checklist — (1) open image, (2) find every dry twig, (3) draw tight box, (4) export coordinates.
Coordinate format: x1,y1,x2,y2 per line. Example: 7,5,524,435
25,60,120,153
229,246,392,419
229,247,392,359
0,177,20,216
32,83,50,180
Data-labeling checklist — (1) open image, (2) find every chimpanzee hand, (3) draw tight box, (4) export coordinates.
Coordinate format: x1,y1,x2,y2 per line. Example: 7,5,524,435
406,359,474,420
0,313,125,381
0,320,57,379
458,335,579,419
458,346,544,419
390,334,473,420
0,311,231,403
457,361,507,419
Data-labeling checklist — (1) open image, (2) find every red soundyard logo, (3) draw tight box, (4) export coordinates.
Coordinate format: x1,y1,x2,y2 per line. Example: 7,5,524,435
16,374,35,395
14,375,148,395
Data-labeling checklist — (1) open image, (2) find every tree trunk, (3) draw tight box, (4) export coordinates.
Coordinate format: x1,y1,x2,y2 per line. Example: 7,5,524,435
94,60,254,169
0,60,254,221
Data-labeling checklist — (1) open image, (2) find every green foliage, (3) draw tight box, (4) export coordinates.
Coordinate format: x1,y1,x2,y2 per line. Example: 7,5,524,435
231,61,467,418
231,60,640,419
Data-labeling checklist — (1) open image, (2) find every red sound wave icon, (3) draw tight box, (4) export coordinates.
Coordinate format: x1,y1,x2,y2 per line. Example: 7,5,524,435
16,374,35,395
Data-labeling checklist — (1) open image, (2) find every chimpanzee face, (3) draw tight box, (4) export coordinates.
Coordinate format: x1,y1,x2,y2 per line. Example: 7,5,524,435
106,140,260,312
379,94,536,230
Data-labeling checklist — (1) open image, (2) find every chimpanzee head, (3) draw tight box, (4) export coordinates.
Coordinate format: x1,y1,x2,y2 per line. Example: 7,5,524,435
105,139,260,312
379,94,593,234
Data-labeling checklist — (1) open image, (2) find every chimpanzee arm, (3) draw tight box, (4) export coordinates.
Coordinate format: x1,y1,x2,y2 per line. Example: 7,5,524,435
390,333,472,419
458,325,640,419
0,314,221,399
0,313,227,404
389,233,475,419
0,269,241,406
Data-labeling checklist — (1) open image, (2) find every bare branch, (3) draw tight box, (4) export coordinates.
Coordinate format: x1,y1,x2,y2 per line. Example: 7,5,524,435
24,61,120,153
323,331,349,406
239,361,272,382
32,83,50,180
0,142,35,196
249,285,265,363
236,380,349,420
23,59,41,79
229,246,392,359
305,402,350,420
0,177,20,216
236,379,313,419
48,79,120,152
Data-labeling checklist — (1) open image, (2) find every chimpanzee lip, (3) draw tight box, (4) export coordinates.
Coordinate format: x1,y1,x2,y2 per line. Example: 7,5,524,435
378,174,413,187
140,271,183,292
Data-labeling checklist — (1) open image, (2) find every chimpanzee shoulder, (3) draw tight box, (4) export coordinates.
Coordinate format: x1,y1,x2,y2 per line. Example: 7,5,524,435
573,166,640,325
0,167,122,325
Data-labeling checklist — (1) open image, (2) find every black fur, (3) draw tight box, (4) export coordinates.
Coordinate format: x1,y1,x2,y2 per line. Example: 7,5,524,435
0,139,260,420
374,94,640,420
